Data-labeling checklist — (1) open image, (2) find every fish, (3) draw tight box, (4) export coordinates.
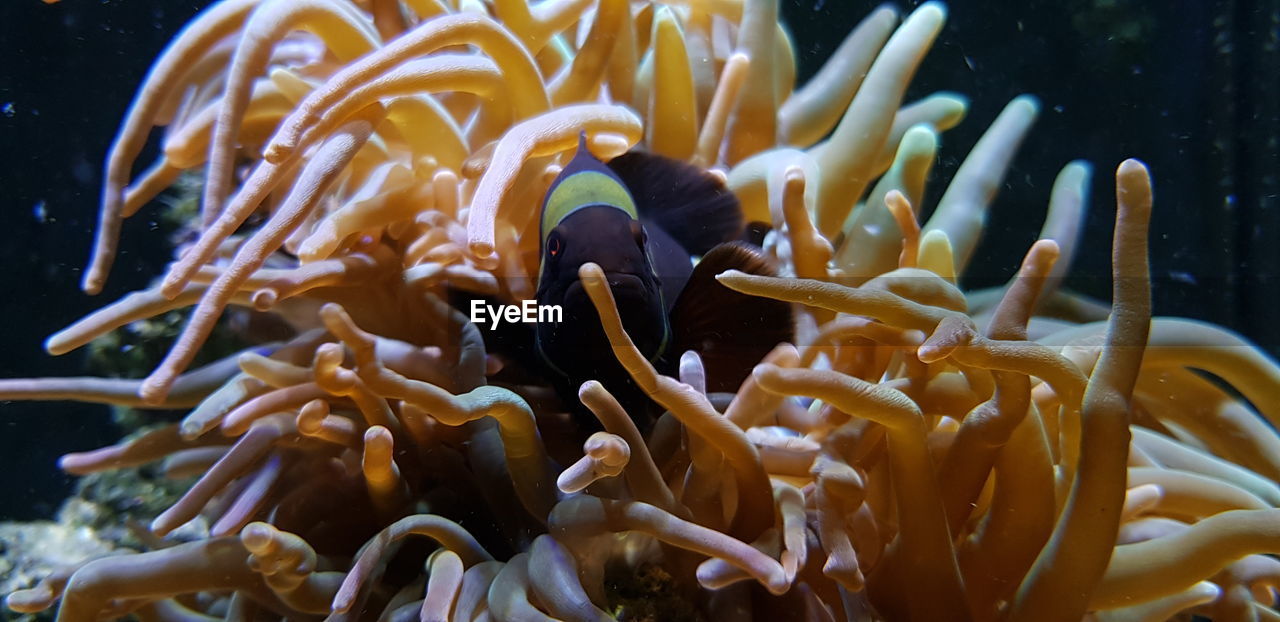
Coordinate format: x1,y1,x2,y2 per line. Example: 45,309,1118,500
527,134,793,432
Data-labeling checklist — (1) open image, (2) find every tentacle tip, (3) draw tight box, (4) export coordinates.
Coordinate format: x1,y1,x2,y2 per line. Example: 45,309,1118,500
263,144,291,164
56,454,82,474
915,1,948,22
330,591,358,615
693,565,720,587
252,289,279,311
1013,93,1042,113
149,515,175,538
80,274,104,296
1065,159,1094,174
555,474,587,494
298,245,326,263
577,380,603,399
179,420,205,440
1118,158,1150,178
903,123,942,143
468,240,495,259
765,572,791,596
714,269,747,283
138,376,172,405
871,3,901,19
940,91,970,106
43,335,70,356
916,344,946,364
240,522,273,550
158,277,186,301
318,302,346,323
782,564,798,584
295,416,319,435
4,591,49,615
783,166,806,187
822,561,865,592
364,425,393,444
208,521,235,538
1031,238,1061,254
751,363,781,385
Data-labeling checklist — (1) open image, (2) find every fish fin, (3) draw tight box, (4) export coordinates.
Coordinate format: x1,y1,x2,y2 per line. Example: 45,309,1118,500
669,242,794,393
607,151,743,255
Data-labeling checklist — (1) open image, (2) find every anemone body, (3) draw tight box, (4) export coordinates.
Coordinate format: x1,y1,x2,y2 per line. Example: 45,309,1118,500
3,1,1279,621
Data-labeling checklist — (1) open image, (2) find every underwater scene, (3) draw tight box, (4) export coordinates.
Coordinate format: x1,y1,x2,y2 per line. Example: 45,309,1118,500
1,0,1278,620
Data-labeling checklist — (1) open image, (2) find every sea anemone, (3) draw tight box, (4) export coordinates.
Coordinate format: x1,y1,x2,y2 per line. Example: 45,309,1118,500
3,0,1279,621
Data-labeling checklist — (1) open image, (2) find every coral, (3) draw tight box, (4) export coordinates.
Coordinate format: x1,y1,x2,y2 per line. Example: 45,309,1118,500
0,456,197,622
2,0,1279,621
0,506,120,622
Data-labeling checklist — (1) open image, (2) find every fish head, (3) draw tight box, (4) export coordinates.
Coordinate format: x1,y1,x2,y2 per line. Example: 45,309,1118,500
533,135,670,386
535,205,669,378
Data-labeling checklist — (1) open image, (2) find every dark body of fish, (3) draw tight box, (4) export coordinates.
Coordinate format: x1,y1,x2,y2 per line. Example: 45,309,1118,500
521,136,792,432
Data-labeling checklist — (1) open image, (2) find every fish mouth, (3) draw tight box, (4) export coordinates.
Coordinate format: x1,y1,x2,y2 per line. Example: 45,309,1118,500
564,272,650,306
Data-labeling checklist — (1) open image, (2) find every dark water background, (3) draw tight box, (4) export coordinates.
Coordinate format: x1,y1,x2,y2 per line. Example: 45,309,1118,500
0,0,1276,519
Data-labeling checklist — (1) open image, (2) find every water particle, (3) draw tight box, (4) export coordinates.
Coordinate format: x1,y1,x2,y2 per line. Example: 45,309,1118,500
1053,105,1065,113
2,102,14,117
33,201,48,223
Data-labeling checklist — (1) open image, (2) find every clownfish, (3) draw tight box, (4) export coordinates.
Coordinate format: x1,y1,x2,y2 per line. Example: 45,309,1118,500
529,134,792,431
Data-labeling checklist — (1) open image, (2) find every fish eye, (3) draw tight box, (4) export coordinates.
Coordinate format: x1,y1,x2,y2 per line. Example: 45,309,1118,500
547,233,564,259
